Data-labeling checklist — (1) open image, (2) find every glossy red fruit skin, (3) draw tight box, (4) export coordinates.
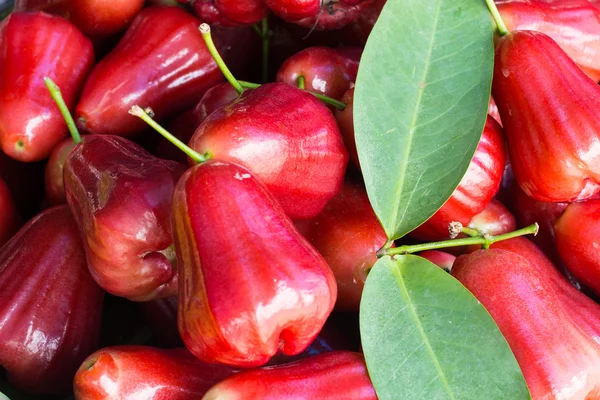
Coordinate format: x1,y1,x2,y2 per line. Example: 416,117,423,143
0,205,104,394
155,83,240,163
44,136,80,205
189,83,348,220
15,0,144,38
345,0,386,44
173,160,337,368
488,97,501,126
336,87,359,168
267,314,357,365
467,199,516,236
193,83,241,123
497,0,600,82
73,346,237,399
294,0,374,30
452,247,600,400
508,184,581,287
492,237,600,345
0,12,94,162
493,30,600,203
202,351,376,400
295,182,387,311
64,135,185,301
419,250,456,272
0,178,21,247
66,0,144,38
555,200,600,298
276,46,361,100
410,116,506,241
263,0,321,21
75,6,223,138
192,0,269,26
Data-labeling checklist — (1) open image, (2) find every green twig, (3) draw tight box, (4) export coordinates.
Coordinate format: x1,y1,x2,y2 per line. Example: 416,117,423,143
238,81,346,110
44,77,81,143
297,75,306,90
128,106,209,164
485,0,509,36
378,223,539,257
199,23,244,94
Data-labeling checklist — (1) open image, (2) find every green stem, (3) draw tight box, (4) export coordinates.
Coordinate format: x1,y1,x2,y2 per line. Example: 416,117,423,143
128,106,209,164
379,223,539,257
44,77,81,144
485,0,509,36
238,81,346,111
461,226,482,238
239,81,261,89
297,76,306,90
199,23,244,94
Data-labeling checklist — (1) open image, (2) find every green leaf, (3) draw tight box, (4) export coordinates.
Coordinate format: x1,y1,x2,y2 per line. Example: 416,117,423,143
360,256,530,399
354,0,494,240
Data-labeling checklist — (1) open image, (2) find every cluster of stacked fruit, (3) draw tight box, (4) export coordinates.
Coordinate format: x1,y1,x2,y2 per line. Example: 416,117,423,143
2,0,600,399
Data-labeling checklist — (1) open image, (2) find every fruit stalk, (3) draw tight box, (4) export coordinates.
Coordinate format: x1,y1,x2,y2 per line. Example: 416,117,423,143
485,0,508,36
129,105,210,163
44,77,81,143
380,223,539,256
199,23,244,94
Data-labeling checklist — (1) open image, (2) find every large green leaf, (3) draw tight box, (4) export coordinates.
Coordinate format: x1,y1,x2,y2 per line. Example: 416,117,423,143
354,0,494,240
360,256,530,399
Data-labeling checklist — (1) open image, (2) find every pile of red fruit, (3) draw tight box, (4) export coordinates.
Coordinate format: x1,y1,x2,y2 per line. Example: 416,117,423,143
3,0,600,399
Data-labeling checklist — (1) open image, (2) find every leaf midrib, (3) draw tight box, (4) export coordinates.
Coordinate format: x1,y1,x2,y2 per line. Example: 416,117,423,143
393,259,456,399
387,1,443,238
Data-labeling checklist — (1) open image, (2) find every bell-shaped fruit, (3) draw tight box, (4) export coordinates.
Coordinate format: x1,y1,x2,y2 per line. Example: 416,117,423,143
189,83,348,220
410,116,506,241
44,136,81,206
492,30,600,202
276,46,361,100
0,205,104,394
192,0,269,26
75,6,223,138
15,0,144,39
202,351,376,400
64,135,185,301
173,159,337,368
264,0,374,30
155,83,240,164
295,182,387,311
492,237,600,345
508,184,580,286
496,0,600,82
453,245,600,399
555,199,600,299
0,12,94,161
73,346,237,399
263,0,321,20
